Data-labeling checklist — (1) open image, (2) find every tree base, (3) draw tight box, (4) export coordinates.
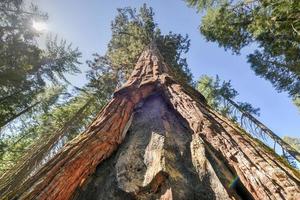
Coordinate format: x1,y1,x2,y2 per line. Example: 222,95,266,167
73,95,247,200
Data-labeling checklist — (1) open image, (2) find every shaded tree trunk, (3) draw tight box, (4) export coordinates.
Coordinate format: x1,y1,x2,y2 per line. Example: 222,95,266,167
0,101,40,128
1,42,299,200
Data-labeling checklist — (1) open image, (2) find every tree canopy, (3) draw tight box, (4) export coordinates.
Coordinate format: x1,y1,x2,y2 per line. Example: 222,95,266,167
105,4,192,84
0,0,81,130
186,0,300,108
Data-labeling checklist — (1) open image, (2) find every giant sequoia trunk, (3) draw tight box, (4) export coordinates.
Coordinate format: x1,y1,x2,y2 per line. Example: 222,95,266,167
1,43,299,200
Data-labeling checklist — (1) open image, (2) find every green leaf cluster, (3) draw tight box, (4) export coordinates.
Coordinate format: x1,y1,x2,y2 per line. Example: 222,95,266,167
106,4,193,84
283,136,300,153
0,0,81,129
197,75,260,119
187,0,300,108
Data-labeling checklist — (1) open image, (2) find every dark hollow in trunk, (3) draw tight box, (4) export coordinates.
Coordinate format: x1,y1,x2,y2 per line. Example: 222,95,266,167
73,94,242,200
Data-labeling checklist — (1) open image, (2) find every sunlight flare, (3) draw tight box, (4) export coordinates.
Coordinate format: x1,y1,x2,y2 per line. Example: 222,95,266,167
32,20,48,32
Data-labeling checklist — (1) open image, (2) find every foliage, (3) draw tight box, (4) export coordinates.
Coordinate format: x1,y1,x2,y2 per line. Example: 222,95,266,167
294,97,300,112
186,0,300,102
283,137,300,153
0,0,81,129
0,51,118,173
0,86,70,171
0,85,112,173
0,0,83,174
197,75,260,120
197,75,300,168
282,136,300,168
106,4,192,84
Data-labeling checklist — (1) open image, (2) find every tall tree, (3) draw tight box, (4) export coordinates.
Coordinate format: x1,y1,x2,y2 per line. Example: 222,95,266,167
1,3,193,195
2,42,299,200
105,4,192,84
2,4,299,200
186,0,300,106
0,0,83,179
0,0,81,129
0,3,193,175
197,75,260,120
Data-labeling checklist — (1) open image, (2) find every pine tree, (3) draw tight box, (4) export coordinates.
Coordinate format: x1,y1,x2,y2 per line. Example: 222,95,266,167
0,1,81,129
186,0,300,106
197,75,260,120
0,0,83,172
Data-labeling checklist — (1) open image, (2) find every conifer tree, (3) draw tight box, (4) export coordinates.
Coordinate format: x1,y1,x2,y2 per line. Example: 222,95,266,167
0,0,81,129
197,75,260,120
186,0,300,107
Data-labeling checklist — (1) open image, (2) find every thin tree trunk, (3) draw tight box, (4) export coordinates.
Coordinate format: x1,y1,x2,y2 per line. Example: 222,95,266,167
0,98,94,197
0,88,43,104
0,101,40,128
0,89,23,103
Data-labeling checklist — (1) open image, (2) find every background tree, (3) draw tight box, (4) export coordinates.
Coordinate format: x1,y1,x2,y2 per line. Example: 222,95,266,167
0,3,195,179
197,75,300,167
0,0,83,175
197,75,260,120
0,58,118,177
283,137,300,152
0,0,81,130
186,0,300,108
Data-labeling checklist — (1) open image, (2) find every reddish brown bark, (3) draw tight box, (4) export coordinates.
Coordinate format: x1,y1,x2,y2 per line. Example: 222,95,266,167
164,80,300,199
3,42,300,200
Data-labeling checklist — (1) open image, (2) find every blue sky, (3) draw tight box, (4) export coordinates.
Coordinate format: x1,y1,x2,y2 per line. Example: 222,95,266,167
33,0,299,138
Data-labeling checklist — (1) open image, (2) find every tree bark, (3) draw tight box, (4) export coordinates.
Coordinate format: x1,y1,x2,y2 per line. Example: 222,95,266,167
2,42,299,200
226,97,300,162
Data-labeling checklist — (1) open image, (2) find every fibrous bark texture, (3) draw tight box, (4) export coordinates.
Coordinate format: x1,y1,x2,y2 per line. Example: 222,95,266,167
3,42,300,200
73,95,232,200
